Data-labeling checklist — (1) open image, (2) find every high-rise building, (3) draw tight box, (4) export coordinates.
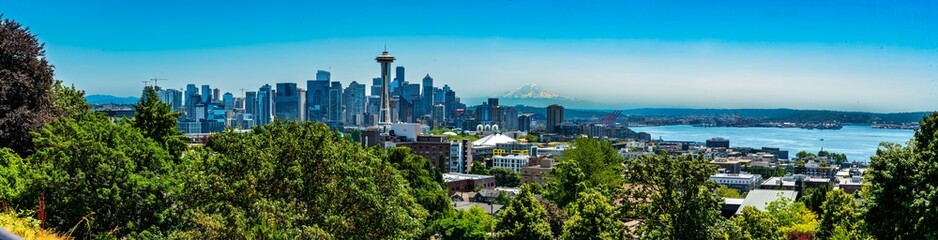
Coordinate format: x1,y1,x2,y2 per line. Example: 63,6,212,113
433,87,445,104
275,83,300,121
547,104,564,133
344,81,366,126
328,81,343,123
257,84,273,125
157,88,183,113
306,79,330,122
297,88,306,121
185,84,200,120
518,114,532,132
223,92,234,111
503,107,518,131
245,91,257,116
213,88,222,102
432,103,445,127
422,74,433,113
316,70,331,81
376,51,395,128
201,85,211,103
391,66,405,96
444,85,456,118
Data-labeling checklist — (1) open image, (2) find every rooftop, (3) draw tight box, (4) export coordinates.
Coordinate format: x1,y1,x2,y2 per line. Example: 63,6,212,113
472,134,518,146
736,189,798,215
443,173,494,183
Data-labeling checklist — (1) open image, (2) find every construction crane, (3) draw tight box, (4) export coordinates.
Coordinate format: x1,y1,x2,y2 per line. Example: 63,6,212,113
239,88,249,98
142,80,150,87
149,77,168,89
601,110,622,126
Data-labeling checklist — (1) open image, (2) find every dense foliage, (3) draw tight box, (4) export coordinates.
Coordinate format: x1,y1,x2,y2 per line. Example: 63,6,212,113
25,113,177,238
560,190,623,240
133,87,188,158
490,167,521,187
546,137,624,208
173,121,429,239
863,112,938,239
495,185,552,240
0,17,64,156
620,153,723,239
430,206,495,240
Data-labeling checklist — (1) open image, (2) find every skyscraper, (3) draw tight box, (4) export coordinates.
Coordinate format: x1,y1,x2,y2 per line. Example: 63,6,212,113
391,66,405,96
344,81,366,126
328,81,343,123
275,82,300,121
157,88,183,113
245,91,257,116
316,70,331,81
306,79,330,122
185,84,200,120
213,88,222,102
201,85,211,103
223,92,234,111
518,114,532,132
376,51,395,128
547,104,564,133
422,74,433,113
258,84,273,125
370,77,383,97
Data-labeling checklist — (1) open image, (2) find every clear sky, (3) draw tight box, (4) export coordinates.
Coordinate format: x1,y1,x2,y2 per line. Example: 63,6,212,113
2,0,936,112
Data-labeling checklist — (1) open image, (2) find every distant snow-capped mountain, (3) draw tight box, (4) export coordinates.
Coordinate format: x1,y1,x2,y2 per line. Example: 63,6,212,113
499,83,571,100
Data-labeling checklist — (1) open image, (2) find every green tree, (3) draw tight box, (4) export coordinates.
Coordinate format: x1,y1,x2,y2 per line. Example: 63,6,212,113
817,190,862,239
796,151,816,160
50,80,90,118
560,190,623,240
470,162,490,175
800,185,830,215
495,185,553,240
132,86,188,158
732,206,779,240
0,148,27,210
540,199,568,237
0,17,63,156
490,167,521,187
386,147,453,221
717,186,742,198
431,206,495,240
173,121,427,239
863,112,938,239
620,154,723,240
546,137,624,207
766,198,817,237
24,113,176,238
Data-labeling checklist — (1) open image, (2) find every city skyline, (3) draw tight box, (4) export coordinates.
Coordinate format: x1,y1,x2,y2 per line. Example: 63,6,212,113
2,1,936,112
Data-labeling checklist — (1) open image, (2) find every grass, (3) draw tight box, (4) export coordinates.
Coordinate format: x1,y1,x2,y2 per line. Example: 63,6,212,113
0,210,68,240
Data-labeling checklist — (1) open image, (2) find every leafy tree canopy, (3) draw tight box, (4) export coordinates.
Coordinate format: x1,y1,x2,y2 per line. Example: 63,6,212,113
133,86,188,158
863,112,938,239
546,137,624,207
560,190,623,240
173,121,428,239
0,17,63,156
490,167,521,187
430,206,495,240
495,184,553,240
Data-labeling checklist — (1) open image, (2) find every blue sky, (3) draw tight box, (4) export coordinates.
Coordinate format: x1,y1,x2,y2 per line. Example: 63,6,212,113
2,0,936,112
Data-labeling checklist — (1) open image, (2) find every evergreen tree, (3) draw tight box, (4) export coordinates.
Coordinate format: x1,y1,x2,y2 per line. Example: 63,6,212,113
24,113,176,238
132,87,188,158
495,185,553,240
560,190,623,240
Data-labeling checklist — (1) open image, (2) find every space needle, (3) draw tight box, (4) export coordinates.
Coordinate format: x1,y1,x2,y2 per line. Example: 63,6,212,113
376,50,395,131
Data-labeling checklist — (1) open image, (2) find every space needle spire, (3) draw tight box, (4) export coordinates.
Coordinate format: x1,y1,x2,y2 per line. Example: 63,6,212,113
376,50,395,130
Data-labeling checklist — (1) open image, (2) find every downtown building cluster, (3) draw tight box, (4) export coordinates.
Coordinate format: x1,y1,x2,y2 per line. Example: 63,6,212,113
154,67,470,134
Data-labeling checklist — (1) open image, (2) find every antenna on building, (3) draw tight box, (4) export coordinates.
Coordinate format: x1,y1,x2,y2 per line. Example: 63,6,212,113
239,88,248,98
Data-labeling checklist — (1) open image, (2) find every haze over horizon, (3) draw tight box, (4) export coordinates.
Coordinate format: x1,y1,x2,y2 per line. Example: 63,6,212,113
2,0,936,112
